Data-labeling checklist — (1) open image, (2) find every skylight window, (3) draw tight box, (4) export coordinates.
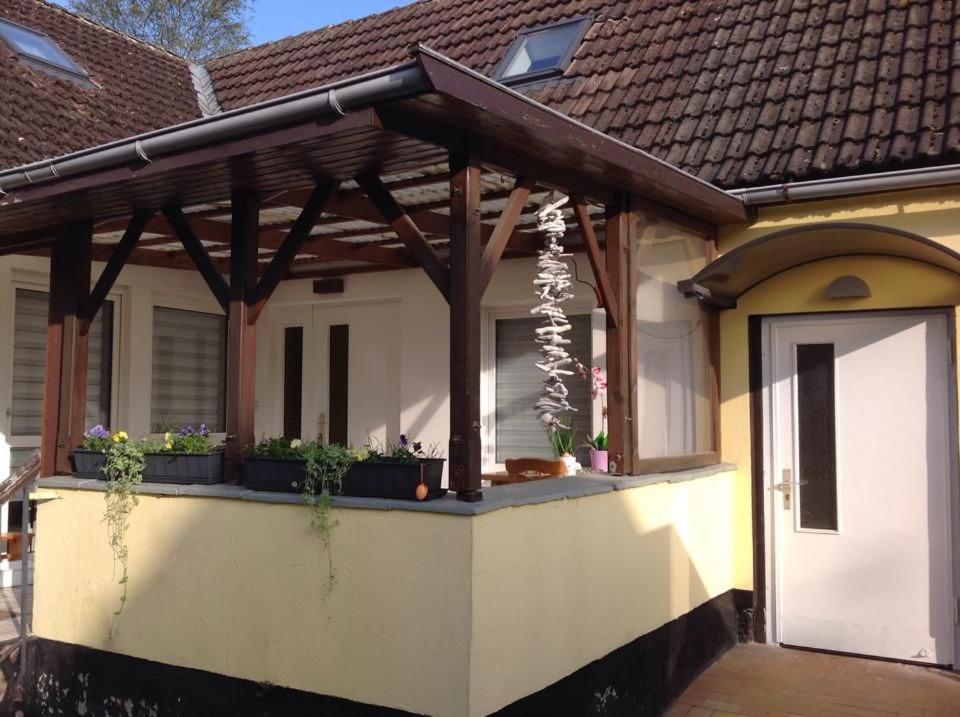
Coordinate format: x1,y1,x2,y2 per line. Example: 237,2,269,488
495,17,590,85
0,18,89,81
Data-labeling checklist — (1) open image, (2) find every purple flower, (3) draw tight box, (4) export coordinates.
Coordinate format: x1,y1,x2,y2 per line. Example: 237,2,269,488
412,441,422,453
178,425,195,437
199,424,209,437
399,434,408,447
86,424,109,439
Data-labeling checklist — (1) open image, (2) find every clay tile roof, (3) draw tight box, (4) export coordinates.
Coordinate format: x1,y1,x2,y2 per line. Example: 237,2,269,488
205,0,960,189
0,0,201,170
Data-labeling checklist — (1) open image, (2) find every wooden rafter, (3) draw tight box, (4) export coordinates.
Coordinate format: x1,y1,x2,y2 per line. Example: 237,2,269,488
162,204,230,310
479,176,534,292
248,179,339,323
355,172,450,301
572,200,620,329
81,210,153,335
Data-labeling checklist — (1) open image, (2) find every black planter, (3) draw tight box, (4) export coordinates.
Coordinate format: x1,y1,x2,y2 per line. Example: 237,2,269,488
71,449,106,478
243,456,307,493
342,458,447,501
140,451,223,485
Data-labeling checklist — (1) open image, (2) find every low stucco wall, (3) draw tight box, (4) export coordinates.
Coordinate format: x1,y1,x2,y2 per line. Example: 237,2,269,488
32,469,738,717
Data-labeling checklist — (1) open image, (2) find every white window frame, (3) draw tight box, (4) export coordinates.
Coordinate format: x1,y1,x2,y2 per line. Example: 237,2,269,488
481,303,605,471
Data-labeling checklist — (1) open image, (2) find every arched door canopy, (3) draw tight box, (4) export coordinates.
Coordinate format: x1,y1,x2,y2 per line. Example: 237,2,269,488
677,222,960,308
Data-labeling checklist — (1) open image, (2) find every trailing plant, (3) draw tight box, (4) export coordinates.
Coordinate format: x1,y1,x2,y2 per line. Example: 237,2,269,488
249,436,357,590
80,424,111,452
102,431,144,620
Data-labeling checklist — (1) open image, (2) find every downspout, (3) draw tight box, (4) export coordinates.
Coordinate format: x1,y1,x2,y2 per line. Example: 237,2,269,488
0,62,429,195
731,163,960,206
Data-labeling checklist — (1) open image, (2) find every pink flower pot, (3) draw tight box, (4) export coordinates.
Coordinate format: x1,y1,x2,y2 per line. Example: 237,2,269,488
590,449,609,473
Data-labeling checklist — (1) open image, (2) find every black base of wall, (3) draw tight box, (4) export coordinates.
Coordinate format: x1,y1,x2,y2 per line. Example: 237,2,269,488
3,589,753,716
494,588,753,716
1,638,419,716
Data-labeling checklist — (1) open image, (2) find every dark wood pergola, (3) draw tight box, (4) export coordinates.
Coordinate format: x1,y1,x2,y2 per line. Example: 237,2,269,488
0,47,747,501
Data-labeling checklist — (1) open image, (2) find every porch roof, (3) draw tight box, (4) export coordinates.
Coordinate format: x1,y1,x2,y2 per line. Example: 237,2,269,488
0,46,746,268
678,222,960,308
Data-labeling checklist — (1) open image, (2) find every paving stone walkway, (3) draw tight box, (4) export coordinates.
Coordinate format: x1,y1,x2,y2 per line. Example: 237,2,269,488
671,643,960,717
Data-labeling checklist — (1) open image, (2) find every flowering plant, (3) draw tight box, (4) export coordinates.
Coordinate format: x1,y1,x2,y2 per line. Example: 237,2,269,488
80,424,112,452
547,422,576,457
163,424,214,454
586,367,609,451
251,436,307,459
362,434,438,464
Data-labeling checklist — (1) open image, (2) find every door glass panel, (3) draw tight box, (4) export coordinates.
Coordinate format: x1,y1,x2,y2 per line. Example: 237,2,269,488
796,343,839,530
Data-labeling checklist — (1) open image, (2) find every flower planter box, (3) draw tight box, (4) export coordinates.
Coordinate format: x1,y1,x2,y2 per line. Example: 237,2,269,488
243,456,307,493
71,449,107,478
141,451,223,484
342,458,447,501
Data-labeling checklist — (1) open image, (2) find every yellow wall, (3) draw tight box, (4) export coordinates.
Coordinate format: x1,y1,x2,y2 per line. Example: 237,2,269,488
718,186,960,590
33,470,737,717
469,471,737,716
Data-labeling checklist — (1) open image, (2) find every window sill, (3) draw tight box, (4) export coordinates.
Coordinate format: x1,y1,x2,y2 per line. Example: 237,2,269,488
40,462,735,517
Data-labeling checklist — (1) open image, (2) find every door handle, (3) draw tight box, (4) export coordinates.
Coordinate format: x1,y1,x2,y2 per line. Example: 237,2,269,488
775,469,807,510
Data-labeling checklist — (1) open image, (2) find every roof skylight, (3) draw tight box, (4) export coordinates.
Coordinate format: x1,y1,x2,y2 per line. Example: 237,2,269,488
494,17,590,85
0,17,89,81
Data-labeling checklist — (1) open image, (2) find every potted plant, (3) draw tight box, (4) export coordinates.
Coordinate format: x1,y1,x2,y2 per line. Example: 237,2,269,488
244,437,309,493
586,367,609,472
72,424,112,477
343,435,446,501
98,425,223,485
547,422,580,476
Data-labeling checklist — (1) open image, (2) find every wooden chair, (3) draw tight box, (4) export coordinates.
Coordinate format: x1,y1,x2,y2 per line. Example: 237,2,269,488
486,458,566,486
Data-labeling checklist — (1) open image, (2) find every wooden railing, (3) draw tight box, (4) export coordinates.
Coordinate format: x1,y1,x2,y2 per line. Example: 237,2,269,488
0,454,40,505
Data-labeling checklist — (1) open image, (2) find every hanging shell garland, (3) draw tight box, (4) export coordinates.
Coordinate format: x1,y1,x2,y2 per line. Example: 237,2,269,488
531,195,576,430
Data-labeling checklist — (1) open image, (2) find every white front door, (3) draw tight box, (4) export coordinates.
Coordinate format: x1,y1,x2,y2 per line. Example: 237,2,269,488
766,312,957,665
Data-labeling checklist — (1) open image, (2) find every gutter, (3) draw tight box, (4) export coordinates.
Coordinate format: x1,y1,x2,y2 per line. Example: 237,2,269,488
0,61,429,195
730,163,960,207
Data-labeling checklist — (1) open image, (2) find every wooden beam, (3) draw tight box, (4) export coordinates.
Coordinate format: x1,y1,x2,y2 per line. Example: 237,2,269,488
604,196,637,475
41,222,93,476
162,205,230,310
572,201,620,329
82,210,153,335
298,237,418,267
447,148,483,501
355,173,450,301
224,191,260,484
479,177,534,292
248,179,338,323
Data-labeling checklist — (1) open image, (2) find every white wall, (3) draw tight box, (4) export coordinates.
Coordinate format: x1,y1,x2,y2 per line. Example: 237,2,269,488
0,252,603,475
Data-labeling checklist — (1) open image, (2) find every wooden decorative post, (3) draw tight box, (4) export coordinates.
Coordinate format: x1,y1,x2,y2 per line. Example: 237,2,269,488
41,222,93,476
604,195,638,474
448,148,483,501
224,191,260,483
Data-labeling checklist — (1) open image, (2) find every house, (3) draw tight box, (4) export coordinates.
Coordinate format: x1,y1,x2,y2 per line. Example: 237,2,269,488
0,0,957,714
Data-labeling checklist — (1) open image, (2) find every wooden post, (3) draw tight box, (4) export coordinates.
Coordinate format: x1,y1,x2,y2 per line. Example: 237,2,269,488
41,222,93,476
448,148,483,501
224,191,260,483
604,196,637,474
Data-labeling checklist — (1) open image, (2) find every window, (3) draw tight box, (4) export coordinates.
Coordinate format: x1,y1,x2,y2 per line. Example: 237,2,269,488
494,314,592,463
0,18,89,80
494,17,590,84
11,288,113,437
151,307,226,432
634,220,714,459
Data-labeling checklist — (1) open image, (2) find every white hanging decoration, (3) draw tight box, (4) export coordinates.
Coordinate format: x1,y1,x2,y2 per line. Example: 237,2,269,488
531,194,576,430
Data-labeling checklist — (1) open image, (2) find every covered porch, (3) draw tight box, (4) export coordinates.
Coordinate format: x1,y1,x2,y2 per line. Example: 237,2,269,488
0,46,746,495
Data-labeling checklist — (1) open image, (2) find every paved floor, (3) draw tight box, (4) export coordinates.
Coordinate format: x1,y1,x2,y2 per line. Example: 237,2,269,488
0,586,30,644
671,644,960,716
